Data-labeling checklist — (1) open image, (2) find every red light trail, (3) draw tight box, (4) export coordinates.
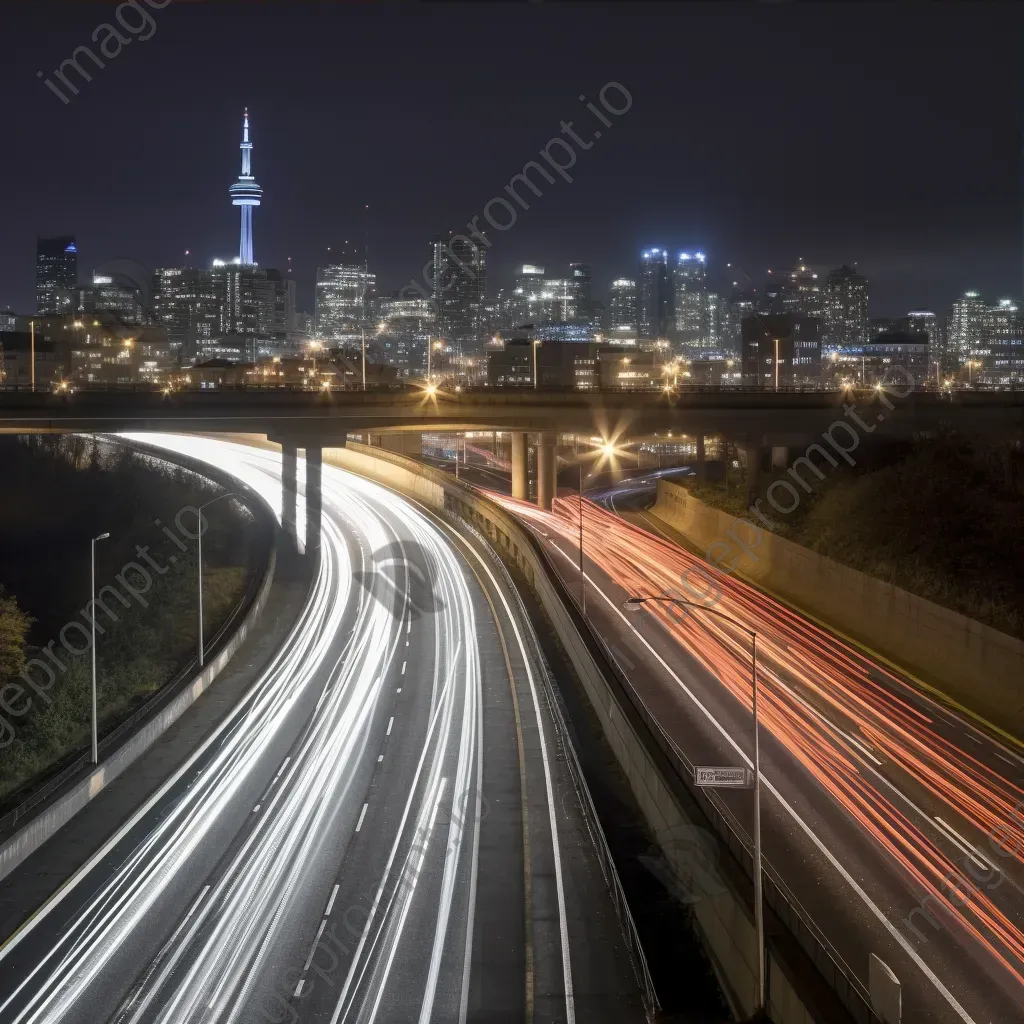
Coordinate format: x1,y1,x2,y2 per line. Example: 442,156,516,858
489,489,1024,992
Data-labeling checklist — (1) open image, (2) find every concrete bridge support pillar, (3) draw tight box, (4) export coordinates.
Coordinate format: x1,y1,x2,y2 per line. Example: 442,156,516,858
695,434,706,478
282,441,298,550
511,431,528,500
537,433,558,511
305,446,323,562
268,430,346,564
771,445,789,471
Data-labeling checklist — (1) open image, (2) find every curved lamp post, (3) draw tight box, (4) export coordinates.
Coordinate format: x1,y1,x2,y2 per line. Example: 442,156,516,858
624,593,765,1012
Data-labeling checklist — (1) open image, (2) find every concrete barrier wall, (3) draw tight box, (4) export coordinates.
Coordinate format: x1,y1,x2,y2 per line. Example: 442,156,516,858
652,479,1024,737
0,549,277,886
332,442,831,1024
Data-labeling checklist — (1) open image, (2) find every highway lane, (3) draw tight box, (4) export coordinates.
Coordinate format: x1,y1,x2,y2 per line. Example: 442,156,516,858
0,436,643,1024
488,487,1024,1024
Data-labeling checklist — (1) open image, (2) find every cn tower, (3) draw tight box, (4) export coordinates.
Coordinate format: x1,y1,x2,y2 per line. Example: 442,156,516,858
228,109,263,265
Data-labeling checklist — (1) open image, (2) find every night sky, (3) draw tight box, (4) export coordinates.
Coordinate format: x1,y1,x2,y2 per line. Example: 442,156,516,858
2,2,1021,317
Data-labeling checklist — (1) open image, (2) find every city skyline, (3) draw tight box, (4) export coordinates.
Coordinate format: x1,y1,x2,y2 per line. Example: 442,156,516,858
1,4,1020,318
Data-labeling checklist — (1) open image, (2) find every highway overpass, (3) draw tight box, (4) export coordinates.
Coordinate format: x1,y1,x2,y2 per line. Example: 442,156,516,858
2,385,1022,545
1,385,1023,443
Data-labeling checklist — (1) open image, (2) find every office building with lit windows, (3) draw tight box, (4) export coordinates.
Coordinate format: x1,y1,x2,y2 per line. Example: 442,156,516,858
741,313,821,386
672,251,708,349
638,248,670,339
431,231,486,353
568,263,593,322
153,267,222,364
609,278,637,330
500,264,594,332
36,235,78,315
764,262,823,318
976,298,1024,385
947,290,986,366
823,264,868,347
722,291,757,354
77,274,145,326
315,263,375,339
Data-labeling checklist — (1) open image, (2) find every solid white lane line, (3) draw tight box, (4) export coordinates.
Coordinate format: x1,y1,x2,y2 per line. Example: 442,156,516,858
402,661,407,674
325,884,340,918
387,717,394,736
294,979,305,998
355,803,368,833
995,752,1016,766
934,817,998,873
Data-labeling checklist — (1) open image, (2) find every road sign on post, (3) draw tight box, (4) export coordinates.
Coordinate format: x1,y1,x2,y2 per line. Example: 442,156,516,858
694,766,750,788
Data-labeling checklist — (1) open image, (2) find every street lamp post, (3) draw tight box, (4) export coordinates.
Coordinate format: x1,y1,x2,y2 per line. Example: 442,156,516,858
196,492,236,669
532,339,541,389
623,594,765,1012
361,326,366,390
90,532,110,763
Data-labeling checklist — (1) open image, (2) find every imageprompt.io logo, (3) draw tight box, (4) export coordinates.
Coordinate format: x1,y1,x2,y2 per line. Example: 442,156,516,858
639,823,728,906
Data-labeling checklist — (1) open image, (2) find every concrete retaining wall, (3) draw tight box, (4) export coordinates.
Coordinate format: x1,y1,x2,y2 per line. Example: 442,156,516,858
652,479,1024,737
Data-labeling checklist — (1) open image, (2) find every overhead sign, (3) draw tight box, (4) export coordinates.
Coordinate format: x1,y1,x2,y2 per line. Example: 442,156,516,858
694,766,749,788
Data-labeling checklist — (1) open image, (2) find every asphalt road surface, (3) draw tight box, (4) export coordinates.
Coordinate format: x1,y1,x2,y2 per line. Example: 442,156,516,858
0,435,643,1024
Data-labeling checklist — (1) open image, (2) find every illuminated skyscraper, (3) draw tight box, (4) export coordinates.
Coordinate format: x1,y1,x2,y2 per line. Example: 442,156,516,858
153,267,221,362
672,251,708,349
722,290,757,354
823,265,869,347
228,109,263,265
977,299,1024,384
765,262,823,318
947,290,986,364
36,235,78,314
609,278,637,329
638,248,670,339
568,263,593,322
431,231,486,353
315,263,376,338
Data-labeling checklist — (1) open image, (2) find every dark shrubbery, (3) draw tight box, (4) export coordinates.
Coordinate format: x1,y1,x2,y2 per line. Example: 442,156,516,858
0,436,259,801
683,437,1024,639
